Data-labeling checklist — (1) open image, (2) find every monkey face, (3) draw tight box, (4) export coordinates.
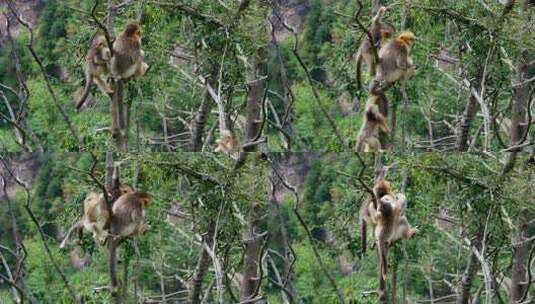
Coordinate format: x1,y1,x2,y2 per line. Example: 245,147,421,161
136,192,151,207
398,31,415,46
119,184,134,194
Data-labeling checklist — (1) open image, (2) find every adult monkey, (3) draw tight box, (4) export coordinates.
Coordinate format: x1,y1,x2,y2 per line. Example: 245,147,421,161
355,94,389,152
110,22,148,80
370,31,415,94
359,179,417,269
355,6,395,91
59,184,134,248
108,191,151,294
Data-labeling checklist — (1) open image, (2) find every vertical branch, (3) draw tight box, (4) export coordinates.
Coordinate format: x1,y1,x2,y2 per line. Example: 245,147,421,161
244,48,267,151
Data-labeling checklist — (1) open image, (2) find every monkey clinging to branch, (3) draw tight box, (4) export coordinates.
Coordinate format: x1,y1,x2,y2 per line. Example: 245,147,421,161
370,31,415,94
110,22,149,80
59,184,133,248
359,179,417,279
75,35,113,111
355,6,395,91
215,130,241,154
355,94,389,152
110,191,151,240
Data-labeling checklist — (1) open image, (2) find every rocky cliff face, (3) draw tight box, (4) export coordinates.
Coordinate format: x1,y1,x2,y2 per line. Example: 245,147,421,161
0,0,44,39
0,152,42,200
271,0,310,42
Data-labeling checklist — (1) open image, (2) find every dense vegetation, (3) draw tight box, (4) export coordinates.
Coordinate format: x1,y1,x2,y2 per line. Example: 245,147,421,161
1,0,535,304
0,152,534,303
0,0,533,153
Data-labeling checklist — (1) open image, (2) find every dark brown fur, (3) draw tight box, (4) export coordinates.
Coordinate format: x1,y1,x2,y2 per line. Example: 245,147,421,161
111,191,150,238
110,22,147,79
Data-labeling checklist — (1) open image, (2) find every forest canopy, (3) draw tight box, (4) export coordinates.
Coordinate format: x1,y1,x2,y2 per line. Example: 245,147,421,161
0,0,533,153
1,0,535,304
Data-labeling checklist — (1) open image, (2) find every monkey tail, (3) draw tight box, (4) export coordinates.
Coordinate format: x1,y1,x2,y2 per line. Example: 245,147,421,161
356,51,363,92
108,237,119,294
59,220,83,249
376,237,388,302
377,237,388,282
75,75,93,111
360,219,367,258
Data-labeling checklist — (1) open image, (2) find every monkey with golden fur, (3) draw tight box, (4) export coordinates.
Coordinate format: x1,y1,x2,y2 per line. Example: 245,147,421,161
59,184,134,248
370,31,415,94
355,94,389,152
359,179,417,278
215,130,241,154
75,35,113,111
355,6,395,91
110,22,149,80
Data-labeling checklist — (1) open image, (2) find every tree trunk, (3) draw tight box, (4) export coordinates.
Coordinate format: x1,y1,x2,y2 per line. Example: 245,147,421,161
509,210,531,303
240,203,264,302
391,260,398,304
240,47,267,302
456,231,483,304
111,79,128,151
504,52,531,172
243,48,266,151
190,221,215,304
456,74,482,151
189,91,213,151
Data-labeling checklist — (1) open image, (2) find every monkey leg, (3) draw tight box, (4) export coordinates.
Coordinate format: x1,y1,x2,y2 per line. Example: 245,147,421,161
364,138,382,152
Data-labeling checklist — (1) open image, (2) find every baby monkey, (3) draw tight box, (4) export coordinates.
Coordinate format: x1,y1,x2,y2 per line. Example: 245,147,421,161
111,22,149,80
75,35,114,110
